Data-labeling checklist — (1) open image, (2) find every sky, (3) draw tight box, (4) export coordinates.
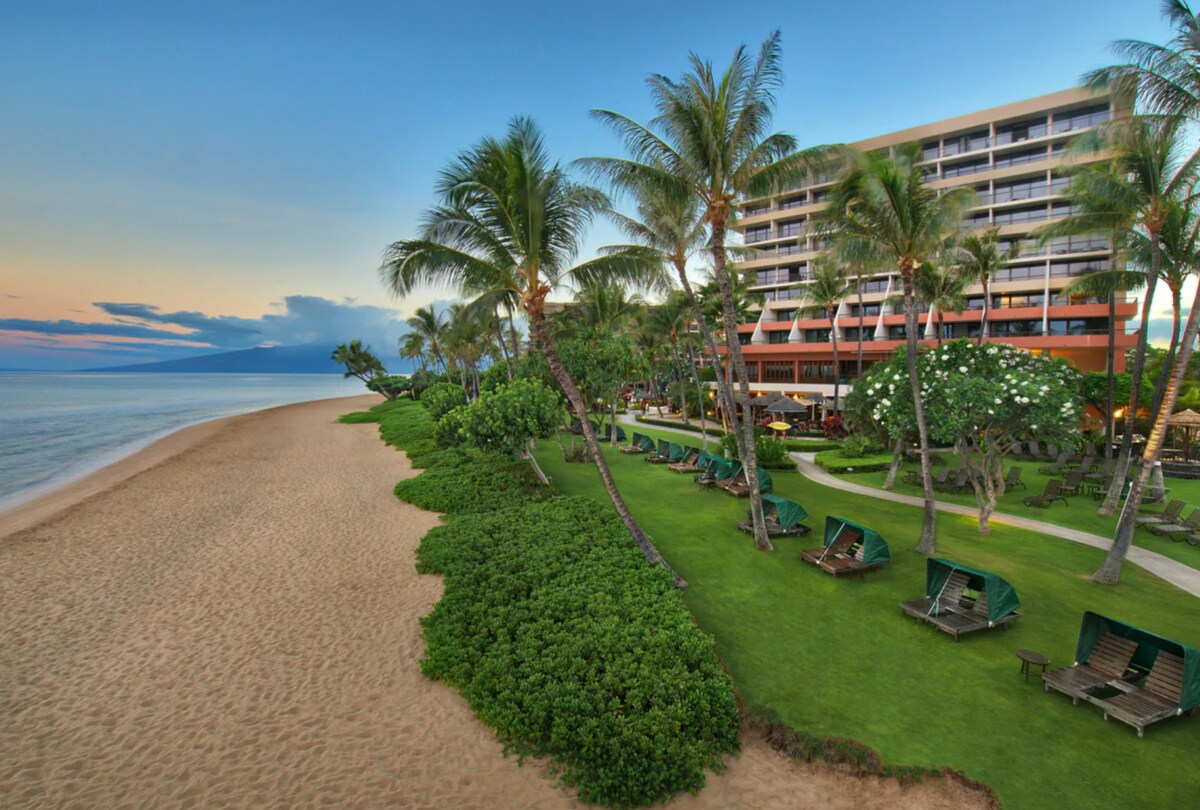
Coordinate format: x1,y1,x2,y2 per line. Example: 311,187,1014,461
0,0,1174,369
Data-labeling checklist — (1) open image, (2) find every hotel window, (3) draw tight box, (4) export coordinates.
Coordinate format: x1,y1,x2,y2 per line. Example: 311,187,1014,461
965,210,992,228
975,184,991,204
1047,318,1109,336
775,308,797,321
943,157,990,178
738,333,753,344
799,362,834,380
994,204,1048,225
779,219,805,237
756,270,776,286
843,327,877,342
784,265,808,283
745,203,770,216
990,320,1044,337
994,264,1046,283
888,325,907,339
1051,201,1081,219
922,165,940,182
858,278,889,294
994,176,1049,203
1069,234,1110,253
1050,258,1110,278
995,117,1048,145
1052,104,1110,134
943,130,989,156
767,331,791,344
745,225,771,243
1050,291,1107,306
994,147,1047,169
1050,172,1071,195
1052,142,1067,157
764,362,795,382
922,141,941,161
781,195,807,209
744,363,759,381
848,303,882,317
777,241,801,256
804,329,831,343
811,189,830,204
993,293,1046,309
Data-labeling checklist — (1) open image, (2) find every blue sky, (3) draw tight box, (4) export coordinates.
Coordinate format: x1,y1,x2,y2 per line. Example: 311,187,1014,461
0,0,1169,368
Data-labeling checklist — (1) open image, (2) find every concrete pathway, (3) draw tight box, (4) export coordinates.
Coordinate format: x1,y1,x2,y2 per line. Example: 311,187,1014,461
619,413,1200,598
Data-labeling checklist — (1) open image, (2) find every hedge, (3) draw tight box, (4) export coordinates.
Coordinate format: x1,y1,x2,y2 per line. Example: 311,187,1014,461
813,450,895,474
394,456,554,515
782,438,842,453
417,497,740,807
635,415,725,437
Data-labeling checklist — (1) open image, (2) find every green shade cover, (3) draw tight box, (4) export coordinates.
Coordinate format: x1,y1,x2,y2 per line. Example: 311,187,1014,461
925,558,1019,625
823,516,891,566
712,459,741,481
667,442,685,462
762,494,808,530
637,433,656,451
1075,611,1200,711
657,438,670,456
681,446,700,463
695,450,713,469
757,467,773,493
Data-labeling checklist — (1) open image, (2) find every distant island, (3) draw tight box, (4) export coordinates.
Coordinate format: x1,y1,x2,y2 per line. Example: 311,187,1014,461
90,344,382,374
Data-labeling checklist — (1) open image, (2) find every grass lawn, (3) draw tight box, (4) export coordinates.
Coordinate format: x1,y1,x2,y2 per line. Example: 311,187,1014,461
834,456,1200,569
534,427,1200,809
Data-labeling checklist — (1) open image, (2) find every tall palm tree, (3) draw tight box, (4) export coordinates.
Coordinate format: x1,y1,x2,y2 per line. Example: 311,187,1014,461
1037,115,1200,516
406,305,448,373
581,31,825,552
379,117,676,580
331,340,386,384
817,144,975,554
698,269,765,326
954,228,1019,343
916,260,969,347
399,331,427,373
798,258,852,412
1140,198,1200,416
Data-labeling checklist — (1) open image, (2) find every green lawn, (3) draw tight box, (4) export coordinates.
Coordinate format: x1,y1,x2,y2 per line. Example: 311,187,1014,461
534,427,1200,809
832,455,1200,569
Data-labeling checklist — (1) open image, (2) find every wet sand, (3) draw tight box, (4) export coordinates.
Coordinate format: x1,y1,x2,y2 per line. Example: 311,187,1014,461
0,395,986,808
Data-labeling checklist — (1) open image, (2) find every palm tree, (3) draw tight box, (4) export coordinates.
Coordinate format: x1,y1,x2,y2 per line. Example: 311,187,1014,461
406,305,448,373
954,228,1019,343
1037,115,1200,517
331,340,386,384
1141,198,1200,417
582,31,825,552
916,260,969,347
379,117,676,580
817,144,975,554
798,258,852,411
1088,1,1200,124
698,269,765,326
399,331,427,373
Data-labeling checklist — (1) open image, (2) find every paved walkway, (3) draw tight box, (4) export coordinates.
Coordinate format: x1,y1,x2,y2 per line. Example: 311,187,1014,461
620,414,1200,598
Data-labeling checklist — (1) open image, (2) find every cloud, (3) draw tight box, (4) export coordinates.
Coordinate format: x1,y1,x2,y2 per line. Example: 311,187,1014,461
0,295,410,370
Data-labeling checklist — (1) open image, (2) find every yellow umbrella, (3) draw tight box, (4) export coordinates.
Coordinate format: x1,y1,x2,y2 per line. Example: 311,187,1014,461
767,421,791,431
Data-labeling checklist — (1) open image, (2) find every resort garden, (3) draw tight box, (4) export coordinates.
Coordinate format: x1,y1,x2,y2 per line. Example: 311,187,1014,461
337,5,1200,808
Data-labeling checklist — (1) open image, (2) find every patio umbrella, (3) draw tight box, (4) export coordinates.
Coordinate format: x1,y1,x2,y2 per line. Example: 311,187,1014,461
1169,408,1200,459
767,399,805,414
749,392,784,407
767,421,792,431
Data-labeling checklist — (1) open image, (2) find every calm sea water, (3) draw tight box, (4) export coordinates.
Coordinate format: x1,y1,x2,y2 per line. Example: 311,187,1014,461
0,373,366,509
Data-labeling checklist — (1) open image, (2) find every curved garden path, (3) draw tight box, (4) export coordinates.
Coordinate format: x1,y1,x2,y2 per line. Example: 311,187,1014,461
619,414,1200,598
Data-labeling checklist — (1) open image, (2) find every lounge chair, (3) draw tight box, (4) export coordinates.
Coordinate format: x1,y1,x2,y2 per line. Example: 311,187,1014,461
1090,474,1114,499
1070,455,1098,474
1004,466,1026,491
644,440,671,464
737,494,811,537
1038,452,1074,475
668,447,703,473
1039,442,1059,462
1084,441,1099,457
800,516,890,578
1085,457,1115,481
1091,651,1188,737
1147,508,1200,538
621,432,656,455
1043,633,1139,705
906,466,951,487
1024,479,1067,508
1059,470,1086,498
1135,499,1185,530
900,560,1022,641
727,466,773,497
712,460,743,491
1025,440,1043,460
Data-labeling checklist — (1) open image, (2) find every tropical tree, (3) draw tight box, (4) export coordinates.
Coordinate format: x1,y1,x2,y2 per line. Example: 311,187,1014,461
406,305,449,372
400,331,428,373
379,117,676,579
954,228,1018,343
915,260,969,347
817,144,975,553
698,269,765,327
582,31,825,552
331,340,386,386
798,258,852,411
1037,115,1200,514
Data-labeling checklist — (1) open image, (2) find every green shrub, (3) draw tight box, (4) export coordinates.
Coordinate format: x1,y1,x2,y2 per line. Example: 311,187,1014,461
840,433,883,458
435,405,467,448
394,454,554,514
781,438,842,452
635,415,724,437
337,410,380,424
814,449,894,474
367,374,412,400
417,496,740,808
420,382,468,420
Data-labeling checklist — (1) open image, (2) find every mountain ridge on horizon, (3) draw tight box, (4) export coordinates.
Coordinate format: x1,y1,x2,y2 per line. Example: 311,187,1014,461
85,344,408,374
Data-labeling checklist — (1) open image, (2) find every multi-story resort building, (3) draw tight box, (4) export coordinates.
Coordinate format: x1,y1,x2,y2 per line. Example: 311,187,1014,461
731,87,1136,400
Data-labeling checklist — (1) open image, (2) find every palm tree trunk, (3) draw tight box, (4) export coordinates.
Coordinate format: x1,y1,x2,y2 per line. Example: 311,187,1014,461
978,276,989,345
526,300,682,585
508,311,521,364
672,338,689,425
883,435,904,490
1094,279,1200,584
711,217,772,552
1149,287,1183,420
856,274,865,379
685,337,709,452
936,310,944,348
903,269,937,553
830,307,841,413
1100,253,1160,515
1103,289,1116,460
494,319,513,380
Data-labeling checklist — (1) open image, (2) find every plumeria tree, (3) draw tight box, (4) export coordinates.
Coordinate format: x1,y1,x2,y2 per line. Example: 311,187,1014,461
850,340,1082,533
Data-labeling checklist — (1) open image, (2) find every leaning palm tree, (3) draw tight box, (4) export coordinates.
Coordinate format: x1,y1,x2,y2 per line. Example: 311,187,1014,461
1141,198,1200,416
399,331,427,373
406,305,448,373
816,144,975,554
581,31,826,552
915,260,969,347
1037,115,1200,516
954,228,1019,343
380,117,676,580
798,258,852,412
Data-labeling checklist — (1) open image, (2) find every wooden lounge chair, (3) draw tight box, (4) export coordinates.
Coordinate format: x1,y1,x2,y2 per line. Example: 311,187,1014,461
727,467,772,497
936,468,970,494
1043,633,1139,705
1085,458,1115,481
1038,452,1074,475
906,465,950,487
800,528,862,575
668,447,702,473
900,571,970,623
1024,479,1067,508
1147,508,1200,538
621,432,654,455
1039,442,1059,462
909,589,1018,641
1070,455,1097,474
644,441,671,464
1004,466,1026,491
1090,474,1114,499
737,494,810,537
1059,470,1086,498
1135,499,1185,530
1091,651,1188,737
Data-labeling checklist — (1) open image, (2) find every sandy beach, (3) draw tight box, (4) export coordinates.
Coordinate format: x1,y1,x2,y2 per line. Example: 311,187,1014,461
0,395,985,809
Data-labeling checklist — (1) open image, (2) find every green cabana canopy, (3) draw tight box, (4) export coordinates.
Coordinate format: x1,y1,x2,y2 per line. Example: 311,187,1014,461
667,442,685,462
712,459,741,481
762,494,808,531
1075,611,1200,711
696,450,713,469
632,432,656,451
924,558,1019,625
657,438,669,456
822,516,891,566
757,467,774,492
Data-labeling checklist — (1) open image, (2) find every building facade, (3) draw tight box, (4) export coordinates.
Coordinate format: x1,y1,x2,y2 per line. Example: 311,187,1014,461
730,87,1137,398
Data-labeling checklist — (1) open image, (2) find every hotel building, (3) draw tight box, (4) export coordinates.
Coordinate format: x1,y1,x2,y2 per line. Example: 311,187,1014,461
730,87,1136,398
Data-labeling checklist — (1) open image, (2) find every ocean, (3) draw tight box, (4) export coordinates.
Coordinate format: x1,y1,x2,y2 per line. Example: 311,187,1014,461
0,373,367,509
